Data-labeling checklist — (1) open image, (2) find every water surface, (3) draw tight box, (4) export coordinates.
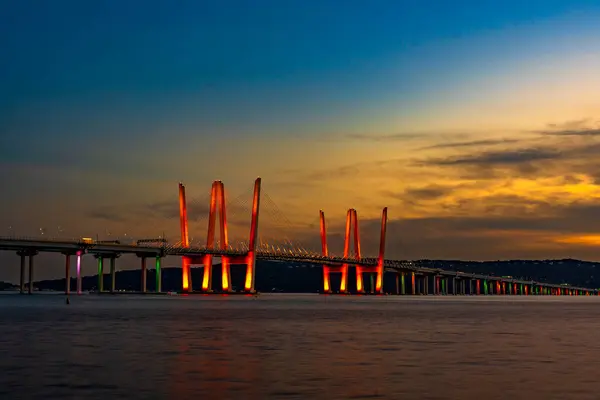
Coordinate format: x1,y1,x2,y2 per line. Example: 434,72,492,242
1,294,599,399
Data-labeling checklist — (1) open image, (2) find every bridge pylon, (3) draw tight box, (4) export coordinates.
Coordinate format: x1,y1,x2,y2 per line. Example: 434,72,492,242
320,208,359,293
320,207,387,294
178,178,261,293
178,183,191,292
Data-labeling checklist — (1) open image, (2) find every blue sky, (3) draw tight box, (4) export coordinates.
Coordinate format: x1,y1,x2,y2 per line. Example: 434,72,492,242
2,0,600,281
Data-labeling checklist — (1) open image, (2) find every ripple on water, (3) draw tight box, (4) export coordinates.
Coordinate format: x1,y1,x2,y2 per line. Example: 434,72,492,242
1,294,600,399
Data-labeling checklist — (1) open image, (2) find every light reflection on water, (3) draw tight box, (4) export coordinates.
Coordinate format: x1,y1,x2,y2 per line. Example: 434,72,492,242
1,294,600,399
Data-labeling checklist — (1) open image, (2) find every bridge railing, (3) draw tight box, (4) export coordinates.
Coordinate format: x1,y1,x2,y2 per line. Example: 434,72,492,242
0,235,86,243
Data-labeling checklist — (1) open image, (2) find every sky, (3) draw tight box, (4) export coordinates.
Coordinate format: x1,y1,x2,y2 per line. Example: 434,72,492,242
2,0,600,281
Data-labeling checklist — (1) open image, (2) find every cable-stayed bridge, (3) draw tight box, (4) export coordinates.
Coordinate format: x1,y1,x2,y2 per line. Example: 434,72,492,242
0,178,596,297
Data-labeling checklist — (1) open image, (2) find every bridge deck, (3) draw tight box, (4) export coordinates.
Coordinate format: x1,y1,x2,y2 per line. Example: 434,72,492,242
0,237,594,293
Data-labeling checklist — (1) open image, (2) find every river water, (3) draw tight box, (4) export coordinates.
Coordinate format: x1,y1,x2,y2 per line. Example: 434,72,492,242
1,294,599,399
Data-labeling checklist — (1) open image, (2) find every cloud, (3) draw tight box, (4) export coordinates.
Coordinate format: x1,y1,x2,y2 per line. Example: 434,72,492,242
538,128,600,137
424,147,560,167
401,185,456,201
293,198,600,260
545,118,593,131
535,117,600,136
420,138,520,150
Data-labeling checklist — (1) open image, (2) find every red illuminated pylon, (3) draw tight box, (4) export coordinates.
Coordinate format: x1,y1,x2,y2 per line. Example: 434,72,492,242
201,181,230,292
320,208,387,294
179,183,191,292
243,178,261,293
178,178,261,293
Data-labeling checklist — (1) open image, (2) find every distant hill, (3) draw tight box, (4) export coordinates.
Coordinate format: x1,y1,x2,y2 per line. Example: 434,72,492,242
11,259,600,293
0,281,17,290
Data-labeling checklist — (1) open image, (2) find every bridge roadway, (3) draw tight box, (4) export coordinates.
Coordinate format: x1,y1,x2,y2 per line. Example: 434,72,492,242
0,237,596,296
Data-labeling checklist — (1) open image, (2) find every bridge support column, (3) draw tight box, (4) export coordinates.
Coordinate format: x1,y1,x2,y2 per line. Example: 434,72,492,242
110,257,116,293
423,275,429,295
96,256,104,292
245,178,261,293
28,254,35,294
395,274,400,295
64,254,71,295
401,272,405,295
156,256,162,293
18,251,26,294
76,251,82,295
141,257,147,293
452,278,456,295
435,276,440,295
411,272,415,295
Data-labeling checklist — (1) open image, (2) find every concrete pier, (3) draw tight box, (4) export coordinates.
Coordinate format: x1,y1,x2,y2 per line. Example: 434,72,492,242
155,256,162,293
28,254,34,294
18,251,26,294
110,257,116,293
401,272,405,295
76,252,82,295
140,257,147,293
97,256,104,292
64,253,71,295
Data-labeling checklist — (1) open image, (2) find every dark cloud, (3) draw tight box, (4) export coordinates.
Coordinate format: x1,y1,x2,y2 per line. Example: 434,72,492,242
425,147,560,167
294,199,600,261
420,138,519,150
402,185,455,200
537,128,600,137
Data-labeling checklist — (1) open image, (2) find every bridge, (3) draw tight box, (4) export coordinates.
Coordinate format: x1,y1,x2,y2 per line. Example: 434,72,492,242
0,178,597,297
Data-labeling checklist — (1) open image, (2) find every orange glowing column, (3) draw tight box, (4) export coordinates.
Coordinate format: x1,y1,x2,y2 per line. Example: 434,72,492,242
217,182,231,292
202,182,218,291
244,178,261,293
351,209,362,293
320,210,331,293
375,208,387,294
178,183,191,292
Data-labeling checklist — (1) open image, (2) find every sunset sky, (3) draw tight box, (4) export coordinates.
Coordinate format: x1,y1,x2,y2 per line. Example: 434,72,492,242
2,0,600,281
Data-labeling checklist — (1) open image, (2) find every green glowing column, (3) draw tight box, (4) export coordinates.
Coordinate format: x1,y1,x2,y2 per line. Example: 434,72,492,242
520,283,524,295
156,256,162,293
97,256,104,292
370,274,375,294
110,257,116,293
442,278,446,295
484,280,488,295
401,273,406,295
